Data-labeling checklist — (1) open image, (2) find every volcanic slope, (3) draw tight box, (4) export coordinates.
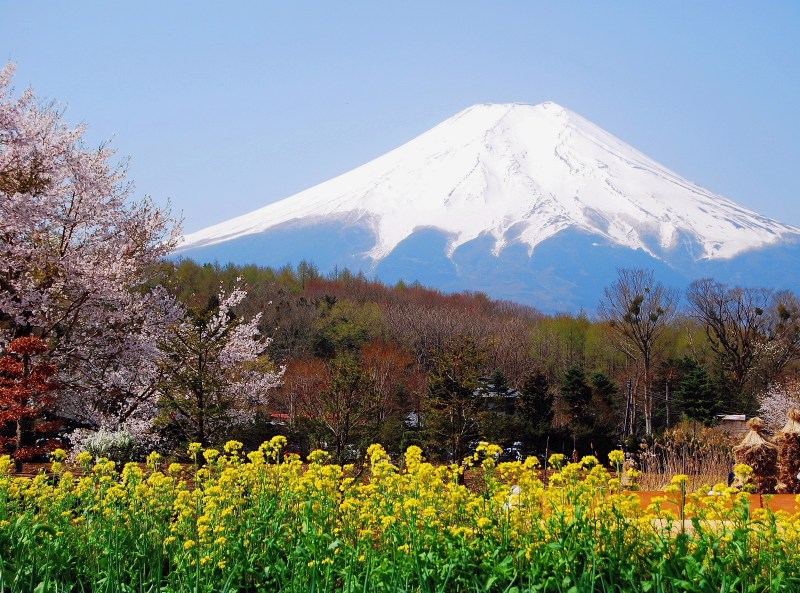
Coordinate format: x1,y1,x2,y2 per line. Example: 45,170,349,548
177,102,800,312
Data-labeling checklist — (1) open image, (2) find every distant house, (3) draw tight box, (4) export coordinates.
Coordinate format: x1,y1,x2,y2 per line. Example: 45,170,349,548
474,378,520,416
270,413,291,426
405,411,423,429
716,414,749,440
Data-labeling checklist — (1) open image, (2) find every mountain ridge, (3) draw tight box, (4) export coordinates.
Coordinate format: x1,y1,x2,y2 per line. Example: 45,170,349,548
175,102,800,312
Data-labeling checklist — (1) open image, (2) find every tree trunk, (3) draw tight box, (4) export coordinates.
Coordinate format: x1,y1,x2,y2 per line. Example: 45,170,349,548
644,354,653,436
14,417,33,473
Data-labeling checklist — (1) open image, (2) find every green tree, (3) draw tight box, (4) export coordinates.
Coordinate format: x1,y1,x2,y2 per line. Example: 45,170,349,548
559,365,594,454
156,289,280,446
316,351,375,463
588,371,620,456
424,335,486,463
489,370,509,394
313,300,383,357
518,371,554,445
673,358,723,425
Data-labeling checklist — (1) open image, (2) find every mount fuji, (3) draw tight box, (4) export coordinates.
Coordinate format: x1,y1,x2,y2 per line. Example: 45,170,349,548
176,102,800,313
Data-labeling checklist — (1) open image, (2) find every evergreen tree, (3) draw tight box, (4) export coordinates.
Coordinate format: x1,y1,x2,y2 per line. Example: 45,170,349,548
518,371,554,441
489,370,509,394
559,365,594,454
674,359,723,425
424,335,485,463
589,371,620,456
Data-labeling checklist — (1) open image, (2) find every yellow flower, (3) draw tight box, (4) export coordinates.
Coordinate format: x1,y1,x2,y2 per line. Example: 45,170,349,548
307,450,329,464
523,456,540,469
146,451,162,469
223,440,243,455
671,474,689,486
75,451,93,467
367,444,389,465
51,448,68,462
608,450,625,465
733,463,754,481
247,450,265,465
380,515,396,528
485,444,503,458
187,442,202,456
269,435,287,449
184,539,196,551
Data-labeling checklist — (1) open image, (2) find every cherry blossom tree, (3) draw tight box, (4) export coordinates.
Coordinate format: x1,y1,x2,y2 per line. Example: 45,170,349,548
156,286,282,446
759,379,800,431
0,63,180,438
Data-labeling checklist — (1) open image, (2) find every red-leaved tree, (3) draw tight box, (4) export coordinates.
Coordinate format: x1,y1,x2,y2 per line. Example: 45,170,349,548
0,336,59,471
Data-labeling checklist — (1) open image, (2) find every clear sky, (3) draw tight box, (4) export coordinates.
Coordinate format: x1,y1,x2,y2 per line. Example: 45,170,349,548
2,1,799,233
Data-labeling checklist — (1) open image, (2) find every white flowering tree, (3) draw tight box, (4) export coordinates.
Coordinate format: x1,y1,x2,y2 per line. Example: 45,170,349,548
0,63,181,442
759,380,800,431
156,286,282,446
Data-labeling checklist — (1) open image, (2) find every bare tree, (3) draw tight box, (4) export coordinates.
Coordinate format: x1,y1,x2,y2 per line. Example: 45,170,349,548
598,268,678,435
279,357,330,428
299,352,375,462
361,340,422,427
761,290,800,384
687,281,800,409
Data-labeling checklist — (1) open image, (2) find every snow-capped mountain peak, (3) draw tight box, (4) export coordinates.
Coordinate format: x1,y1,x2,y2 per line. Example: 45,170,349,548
178,102,799,264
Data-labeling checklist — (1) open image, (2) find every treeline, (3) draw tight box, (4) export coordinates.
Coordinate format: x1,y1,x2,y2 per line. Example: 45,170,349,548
156,258,800,461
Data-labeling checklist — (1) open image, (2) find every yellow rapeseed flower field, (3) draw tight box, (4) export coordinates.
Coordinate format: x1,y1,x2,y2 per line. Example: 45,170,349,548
0,437,798,592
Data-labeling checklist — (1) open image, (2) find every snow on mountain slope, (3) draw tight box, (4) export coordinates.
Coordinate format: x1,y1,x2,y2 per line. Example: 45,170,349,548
177,102,799,263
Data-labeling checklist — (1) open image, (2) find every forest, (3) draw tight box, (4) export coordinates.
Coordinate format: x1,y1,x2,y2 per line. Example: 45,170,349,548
139,257,800,464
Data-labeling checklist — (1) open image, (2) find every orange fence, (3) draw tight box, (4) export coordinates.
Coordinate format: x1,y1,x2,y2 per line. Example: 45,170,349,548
634,491,800,514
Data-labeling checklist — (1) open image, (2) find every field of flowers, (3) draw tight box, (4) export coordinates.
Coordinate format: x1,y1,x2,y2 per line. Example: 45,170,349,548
1,438,799,593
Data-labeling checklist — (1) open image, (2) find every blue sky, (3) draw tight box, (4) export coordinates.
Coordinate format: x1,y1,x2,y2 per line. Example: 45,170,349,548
2,2,799,232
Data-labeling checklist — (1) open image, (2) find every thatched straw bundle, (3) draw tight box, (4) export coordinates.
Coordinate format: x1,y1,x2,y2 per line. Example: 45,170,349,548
775,408,800,494
733,417,777,493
